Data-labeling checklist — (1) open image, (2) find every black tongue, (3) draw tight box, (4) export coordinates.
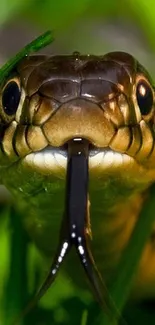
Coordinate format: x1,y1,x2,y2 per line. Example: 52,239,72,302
66,140,112,311
67,138,89,237
29,139,90,300
14,139,114,324
31,139,111,311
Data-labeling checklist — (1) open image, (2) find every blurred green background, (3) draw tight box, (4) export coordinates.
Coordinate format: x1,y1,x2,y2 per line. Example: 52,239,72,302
1,1,155,324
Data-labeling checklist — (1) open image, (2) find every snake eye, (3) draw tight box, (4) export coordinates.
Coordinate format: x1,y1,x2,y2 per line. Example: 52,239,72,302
136,80,153,116
2,80,21,116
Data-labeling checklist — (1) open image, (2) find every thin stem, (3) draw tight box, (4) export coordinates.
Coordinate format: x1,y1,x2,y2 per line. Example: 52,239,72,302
0,30,54,83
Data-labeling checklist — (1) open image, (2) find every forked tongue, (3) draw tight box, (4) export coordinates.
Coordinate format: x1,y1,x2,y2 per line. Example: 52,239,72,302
14,139,116,324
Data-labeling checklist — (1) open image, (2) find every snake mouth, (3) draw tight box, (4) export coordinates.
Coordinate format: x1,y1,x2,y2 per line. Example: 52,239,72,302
38,143,131,161
22,137,134,175
39,140,103,157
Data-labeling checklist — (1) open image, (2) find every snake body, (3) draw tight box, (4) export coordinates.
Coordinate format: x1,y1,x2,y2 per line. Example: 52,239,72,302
1,51,155,300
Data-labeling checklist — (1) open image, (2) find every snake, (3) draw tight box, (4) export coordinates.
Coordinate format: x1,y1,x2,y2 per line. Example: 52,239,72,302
1,50,155,312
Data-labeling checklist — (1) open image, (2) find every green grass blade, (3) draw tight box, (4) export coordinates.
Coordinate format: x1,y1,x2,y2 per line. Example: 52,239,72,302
0,30,54,84
97,184,155,325
81,309,88,325
3,208,29,325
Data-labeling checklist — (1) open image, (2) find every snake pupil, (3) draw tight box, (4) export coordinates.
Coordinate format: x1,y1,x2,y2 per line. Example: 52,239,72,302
136,80,153,115
2,81,21,116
